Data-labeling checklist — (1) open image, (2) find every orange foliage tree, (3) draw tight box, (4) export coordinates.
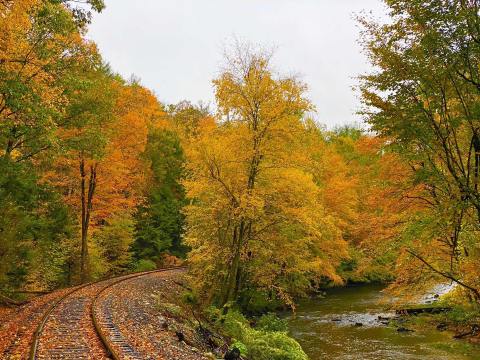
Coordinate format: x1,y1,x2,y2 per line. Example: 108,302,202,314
303,124,420,283
46,79,162,281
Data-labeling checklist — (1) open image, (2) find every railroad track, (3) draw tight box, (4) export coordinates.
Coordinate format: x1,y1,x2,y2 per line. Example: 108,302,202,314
0,287,80,359
29,267,184,360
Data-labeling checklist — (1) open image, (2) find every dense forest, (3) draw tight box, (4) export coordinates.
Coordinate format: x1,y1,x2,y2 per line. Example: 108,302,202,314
1,0,480,357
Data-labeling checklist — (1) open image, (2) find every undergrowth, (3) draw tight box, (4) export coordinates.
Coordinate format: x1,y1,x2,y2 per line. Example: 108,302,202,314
208,307,308,360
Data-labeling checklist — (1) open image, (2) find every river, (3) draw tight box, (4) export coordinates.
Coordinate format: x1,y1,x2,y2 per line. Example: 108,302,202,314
286,285,480,359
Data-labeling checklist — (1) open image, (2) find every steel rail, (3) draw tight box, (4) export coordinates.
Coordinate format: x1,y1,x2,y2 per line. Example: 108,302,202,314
91,266,185,360
29,266,185,360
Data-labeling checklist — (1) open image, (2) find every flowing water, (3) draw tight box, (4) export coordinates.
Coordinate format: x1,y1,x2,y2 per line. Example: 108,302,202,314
286,285,480,359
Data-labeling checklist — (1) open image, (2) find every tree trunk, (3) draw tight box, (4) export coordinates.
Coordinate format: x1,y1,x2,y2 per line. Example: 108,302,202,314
222,221,246,306
222,225,239,305
472,133,480,222
4,138,14,160
222,116,262,307
80,159,97,283
473,132,480,192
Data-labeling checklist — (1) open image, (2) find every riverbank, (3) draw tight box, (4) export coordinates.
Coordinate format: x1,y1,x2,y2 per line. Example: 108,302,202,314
286,284,480,359
393,304,480,345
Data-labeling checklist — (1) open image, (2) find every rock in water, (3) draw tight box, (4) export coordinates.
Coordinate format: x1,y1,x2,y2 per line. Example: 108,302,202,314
397,327,414,333
224,347,241,360
436,322,447,331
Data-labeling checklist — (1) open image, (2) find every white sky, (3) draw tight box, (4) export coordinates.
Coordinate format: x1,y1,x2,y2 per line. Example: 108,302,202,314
87,0,388,128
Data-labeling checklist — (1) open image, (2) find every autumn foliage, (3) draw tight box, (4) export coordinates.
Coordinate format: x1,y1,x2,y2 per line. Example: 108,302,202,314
180,46,420,309
2,0,479,319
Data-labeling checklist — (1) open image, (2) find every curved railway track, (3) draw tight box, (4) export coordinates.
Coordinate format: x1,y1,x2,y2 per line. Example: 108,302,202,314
0,288,75,359
28,267,184,360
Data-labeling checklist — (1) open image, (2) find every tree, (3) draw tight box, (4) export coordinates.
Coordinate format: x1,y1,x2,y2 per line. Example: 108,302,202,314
133,128,187,264
0,0,103,293
299,123,419,284
359,0,480,300
45,67,116,282
0,0,101,162
330,130,418,282
47,80,159,282
0,158,73,292
166,100,210,139
94,212,135,276
183,44,348,308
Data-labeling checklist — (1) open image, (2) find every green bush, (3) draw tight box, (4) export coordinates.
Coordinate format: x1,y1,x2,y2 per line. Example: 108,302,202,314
223,310,250,339
222,310,308,360
247,331,307,360
256,313,288,332
447,306,480,324
134,259,157,272
182,290,199,305
205,305,223,323
238,289,284,314
156,299,183,317
230,341,248,357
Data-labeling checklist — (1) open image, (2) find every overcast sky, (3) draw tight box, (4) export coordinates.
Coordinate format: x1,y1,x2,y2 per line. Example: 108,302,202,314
87,0,388,128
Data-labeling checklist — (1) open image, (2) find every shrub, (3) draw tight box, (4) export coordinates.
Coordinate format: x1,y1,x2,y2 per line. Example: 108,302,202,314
238,289,284,314
182,290,199,305
247,331,307,360
157,300,183,317
205,306,222,322
256,313,288,332
447,306,480,324
230,341,248,357
221,310,308,360
223,310,250,339
134,259,157,272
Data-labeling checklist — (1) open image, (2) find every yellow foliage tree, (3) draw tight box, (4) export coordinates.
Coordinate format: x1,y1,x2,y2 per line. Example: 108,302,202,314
183,45,348,308
0,0,99,160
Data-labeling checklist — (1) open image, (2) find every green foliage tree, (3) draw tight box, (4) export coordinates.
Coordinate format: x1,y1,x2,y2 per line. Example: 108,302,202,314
133,128,187,264
0,0,102,163
0,159,73,293
94,212,135,276
0,0,104,294
359,0,480,301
